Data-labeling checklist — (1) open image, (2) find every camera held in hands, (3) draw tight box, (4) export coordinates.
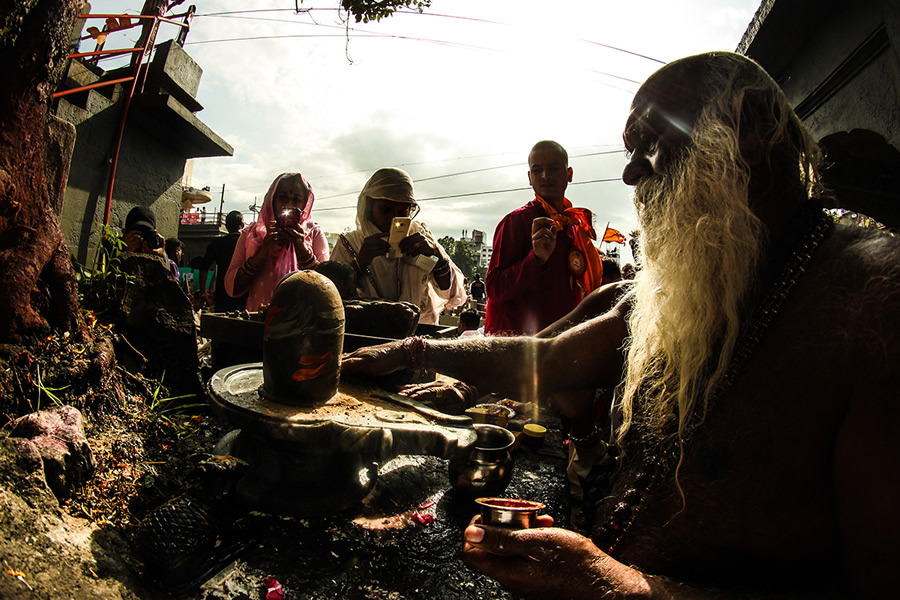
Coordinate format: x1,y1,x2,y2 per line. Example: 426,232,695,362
140,228,164,250
278,207,302,230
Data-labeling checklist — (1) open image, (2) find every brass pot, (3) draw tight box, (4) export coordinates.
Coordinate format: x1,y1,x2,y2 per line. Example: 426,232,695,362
448,424,515,499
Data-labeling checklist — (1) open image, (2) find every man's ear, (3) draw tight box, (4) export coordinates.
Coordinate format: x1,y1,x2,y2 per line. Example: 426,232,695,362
567,166,573,182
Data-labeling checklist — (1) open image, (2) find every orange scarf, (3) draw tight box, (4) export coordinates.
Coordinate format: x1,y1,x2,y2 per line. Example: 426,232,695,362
534,195,603,294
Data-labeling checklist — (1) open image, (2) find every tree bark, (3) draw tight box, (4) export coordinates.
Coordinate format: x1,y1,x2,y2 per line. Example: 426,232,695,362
0,0,83,342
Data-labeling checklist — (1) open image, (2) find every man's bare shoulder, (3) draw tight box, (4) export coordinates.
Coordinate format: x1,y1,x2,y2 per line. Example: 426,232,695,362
816,224,900,302
825,222,898,264
784,223,900,373
818,226,900,596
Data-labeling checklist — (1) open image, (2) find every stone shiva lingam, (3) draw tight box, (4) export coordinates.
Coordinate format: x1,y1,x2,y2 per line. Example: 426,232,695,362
207,271,477,516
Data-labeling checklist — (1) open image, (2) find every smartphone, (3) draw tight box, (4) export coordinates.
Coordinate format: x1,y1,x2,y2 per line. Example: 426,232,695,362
387,216,411,258
278,207,302,229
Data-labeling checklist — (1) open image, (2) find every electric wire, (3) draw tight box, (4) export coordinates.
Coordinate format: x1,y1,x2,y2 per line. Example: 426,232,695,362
314,178,624,212
227,149,624,195
187,8,665,67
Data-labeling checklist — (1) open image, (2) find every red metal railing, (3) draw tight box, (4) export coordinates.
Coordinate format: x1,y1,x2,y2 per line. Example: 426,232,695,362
53,9,195,226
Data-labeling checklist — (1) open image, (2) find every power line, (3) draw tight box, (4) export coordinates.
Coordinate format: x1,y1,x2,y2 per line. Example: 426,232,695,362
314,177,623,212
223,147,624,193
314,150,625,201
411,150,624,184
187,8,664,67
195,9,340,17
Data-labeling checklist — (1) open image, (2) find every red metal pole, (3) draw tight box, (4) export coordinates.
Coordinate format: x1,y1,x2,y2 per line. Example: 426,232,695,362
102,16,161,226
52,76,134,99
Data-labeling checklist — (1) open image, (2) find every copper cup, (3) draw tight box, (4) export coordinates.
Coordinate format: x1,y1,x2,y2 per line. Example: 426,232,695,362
475,497,545,529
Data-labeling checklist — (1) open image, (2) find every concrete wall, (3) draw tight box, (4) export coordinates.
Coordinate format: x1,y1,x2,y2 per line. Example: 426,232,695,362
58,91,185,266
55,41,232,267
776,0,899,148
743,0,900,148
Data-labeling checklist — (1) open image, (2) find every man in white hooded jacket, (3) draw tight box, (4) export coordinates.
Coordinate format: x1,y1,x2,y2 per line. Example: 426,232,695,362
331,167,466,324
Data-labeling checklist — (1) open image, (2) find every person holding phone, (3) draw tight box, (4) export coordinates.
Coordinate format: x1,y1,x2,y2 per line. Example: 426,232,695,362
225,172,329,311
484,140,604,336
331,167,466,324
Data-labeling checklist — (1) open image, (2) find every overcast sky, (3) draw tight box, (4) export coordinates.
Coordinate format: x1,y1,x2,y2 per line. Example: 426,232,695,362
87,0,761,263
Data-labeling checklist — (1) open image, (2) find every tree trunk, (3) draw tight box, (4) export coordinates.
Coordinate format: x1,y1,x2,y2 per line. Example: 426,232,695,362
0,0,83,342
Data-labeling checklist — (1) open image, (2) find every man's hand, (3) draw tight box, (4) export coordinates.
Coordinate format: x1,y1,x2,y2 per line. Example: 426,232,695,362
463,515,650,599
357,232,391,270
340,340,408,377
532,217,558,265
123,230,166,258
399,232,437,258
122,230,144,253
398,381,467,413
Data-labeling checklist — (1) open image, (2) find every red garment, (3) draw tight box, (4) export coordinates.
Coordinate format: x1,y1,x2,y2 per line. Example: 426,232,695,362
484,199,584,335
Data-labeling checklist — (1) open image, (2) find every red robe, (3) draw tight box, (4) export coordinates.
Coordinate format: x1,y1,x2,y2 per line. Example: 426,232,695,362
484,199,583,335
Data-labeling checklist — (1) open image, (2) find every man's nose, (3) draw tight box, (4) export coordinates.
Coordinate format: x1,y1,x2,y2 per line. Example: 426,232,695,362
622,152,654,186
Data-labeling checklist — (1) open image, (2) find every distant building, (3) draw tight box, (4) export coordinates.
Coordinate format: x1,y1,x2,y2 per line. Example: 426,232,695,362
323,231,341,255
460,229,491,267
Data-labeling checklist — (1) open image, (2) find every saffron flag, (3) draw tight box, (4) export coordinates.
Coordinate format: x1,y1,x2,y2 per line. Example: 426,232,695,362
602,227,627,244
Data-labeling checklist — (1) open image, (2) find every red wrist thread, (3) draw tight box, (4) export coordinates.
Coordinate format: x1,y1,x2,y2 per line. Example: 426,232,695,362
404,336,427,372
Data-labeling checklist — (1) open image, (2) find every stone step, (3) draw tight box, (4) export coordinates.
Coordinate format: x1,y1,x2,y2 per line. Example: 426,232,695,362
59,59,124,112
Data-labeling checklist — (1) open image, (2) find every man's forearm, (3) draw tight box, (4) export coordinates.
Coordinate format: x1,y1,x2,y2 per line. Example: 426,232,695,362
421,336,551,403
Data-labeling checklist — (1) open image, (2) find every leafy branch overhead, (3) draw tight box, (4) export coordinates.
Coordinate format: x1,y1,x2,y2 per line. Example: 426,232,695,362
302,0,433,23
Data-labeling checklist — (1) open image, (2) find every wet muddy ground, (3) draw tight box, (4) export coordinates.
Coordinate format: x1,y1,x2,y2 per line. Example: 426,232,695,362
178,430,568,600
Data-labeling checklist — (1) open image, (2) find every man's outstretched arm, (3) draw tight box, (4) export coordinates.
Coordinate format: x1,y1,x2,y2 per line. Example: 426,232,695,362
341,293,630,403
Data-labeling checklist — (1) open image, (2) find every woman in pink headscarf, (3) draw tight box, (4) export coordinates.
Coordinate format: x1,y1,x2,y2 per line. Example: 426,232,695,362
225,172,329,311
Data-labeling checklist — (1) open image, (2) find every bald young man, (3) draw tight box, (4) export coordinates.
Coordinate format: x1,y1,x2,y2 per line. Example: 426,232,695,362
484,141,602,335
342,52,900,598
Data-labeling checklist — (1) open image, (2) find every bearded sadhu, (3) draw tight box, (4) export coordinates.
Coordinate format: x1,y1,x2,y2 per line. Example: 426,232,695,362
341,51,900,598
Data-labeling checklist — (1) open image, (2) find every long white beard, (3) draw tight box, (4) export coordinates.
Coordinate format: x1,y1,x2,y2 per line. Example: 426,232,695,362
618,116,767,442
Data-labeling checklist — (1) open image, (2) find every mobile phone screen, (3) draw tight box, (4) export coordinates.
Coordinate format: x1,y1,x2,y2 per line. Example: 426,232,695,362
279,207,302,229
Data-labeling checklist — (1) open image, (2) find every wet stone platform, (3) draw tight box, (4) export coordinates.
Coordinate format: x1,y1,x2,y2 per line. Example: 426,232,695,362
181,426,568,600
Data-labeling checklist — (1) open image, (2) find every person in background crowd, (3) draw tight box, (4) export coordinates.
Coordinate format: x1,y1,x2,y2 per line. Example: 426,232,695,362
225,173,329,312
457,310,482,338
330,167,466,324
485,141,603,335
199,210,247,312
599,255,621,286
164,237,183,281
122,206,165,257
116,206,182,289
469,273,485,311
